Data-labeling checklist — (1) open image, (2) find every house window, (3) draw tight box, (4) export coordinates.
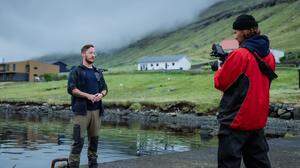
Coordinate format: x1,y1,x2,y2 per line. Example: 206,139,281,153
33,74,38,77
13,64,16,71
151,64,153,67
156,63,159,66
34,67,38,70
172,63,175,66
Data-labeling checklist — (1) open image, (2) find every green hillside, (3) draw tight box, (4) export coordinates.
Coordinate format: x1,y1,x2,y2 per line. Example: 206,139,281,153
39,0,300,70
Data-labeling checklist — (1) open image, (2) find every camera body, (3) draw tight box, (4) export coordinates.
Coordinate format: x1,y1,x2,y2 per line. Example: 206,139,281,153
210,43,228,71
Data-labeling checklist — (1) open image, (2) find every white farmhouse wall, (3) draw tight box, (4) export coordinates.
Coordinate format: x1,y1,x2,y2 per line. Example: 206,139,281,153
270,49,285,63
138,56,191,71
175,57,191,70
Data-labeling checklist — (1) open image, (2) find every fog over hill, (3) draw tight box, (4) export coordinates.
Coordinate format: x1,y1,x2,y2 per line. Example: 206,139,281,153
0,0,222,62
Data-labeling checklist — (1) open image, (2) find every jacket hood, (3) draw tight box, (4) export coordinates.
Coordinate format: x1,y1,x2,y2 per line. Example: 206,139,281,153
241,35,270,57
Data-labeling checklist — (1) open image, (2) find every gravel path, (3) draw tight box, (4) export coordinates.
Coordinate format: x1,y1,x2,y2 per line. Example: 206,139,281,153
83,136,300,168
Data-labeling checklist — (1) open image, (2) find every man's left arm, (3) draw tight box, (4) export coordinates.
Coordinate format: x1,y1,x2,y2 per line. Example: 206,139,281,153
94,73,108,101
100,73,108,96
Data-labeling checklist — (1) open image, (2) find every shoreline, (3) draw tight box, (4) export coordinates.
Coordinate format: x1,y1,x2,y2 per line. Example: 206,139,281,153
1,103,299,136
0,100,217,115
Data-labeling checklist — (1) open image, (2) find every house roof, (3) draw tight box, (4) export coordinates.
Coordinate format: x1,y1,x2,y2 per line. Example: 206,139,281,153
138,55,187,63
52,61,67,66
1,60,51,65
221,39,239,50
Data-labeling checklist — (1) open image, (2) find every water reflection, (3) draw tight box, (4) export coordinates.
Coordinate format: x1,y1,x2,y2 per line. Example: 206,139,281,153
0,114,216,168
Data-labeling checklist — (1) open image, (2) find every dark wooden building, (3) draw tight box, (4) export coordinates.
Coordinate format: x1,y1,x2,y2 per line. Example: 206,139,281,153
52,61,69,72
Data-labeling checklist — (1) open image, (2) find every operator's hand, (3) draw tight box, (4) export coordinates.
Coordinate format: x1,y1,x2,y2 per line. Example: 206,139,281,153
211,61,219,71
93,93,104,102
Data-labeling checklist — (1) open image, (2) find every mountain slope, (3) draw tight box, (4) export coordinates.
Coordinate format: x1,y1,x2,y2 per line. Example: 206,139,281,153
39,0,300,69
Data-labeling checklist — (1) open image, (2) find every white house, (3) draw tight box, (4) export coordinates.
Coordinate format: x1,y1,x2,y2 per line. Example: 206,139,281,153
137,55,191,71
270,49,285,63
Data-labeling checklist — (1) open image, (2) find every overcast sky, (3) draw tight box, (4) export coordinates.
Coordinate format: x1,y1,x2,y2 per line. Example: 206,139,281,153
0,0,221,62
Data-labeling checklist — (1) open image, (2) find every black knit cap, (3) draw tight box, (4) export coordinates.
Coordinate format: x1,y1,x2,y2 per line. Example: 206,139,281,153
233,14,258,30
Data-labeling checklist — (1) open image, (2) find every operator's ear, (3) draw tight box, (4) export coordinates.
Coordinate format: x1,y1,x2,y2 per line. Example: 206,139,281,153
243,29,252,38
243,29,251,34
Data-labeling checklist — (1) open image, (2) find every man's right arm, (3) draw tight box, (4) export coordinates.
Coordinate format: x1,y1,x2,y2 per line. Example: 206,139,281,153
67,69,78,95
67,68,95,102
72,88,95,102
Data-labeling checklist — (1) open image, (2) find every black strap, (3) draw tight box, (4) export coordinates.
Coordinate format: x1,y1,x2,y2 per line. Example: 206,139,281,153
244,48,278,81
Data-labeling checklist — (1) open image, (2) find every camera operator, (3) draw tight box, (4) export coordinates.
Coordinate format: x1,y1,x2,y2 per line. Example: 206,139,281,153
214,14,276,168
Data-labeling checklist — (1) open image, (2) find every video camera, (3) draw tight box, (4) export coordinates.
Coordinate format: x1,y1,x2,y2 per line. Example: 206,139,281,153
210,43,228,60
210,43,228,71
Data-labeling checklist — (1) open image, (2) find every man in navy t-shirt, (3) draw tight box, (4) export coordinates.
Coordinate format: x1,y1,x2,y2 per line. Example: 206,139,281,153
67,44,108,168
85,68,101,110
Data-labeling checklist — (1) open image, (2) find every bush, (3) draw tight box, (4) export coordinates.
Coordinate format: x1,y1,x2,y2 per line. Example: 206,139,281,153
129,103,143,112
41,73,67,82
280,52,300,65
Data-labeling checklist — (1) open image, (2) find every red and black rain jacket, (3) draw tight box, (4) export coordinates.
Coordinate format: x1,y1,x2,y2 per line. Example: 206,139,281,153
214,35,276,130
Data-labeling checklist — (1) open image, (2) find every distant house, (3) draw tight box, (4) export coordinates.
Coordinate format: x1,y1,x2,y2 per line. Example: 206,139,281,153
0,60,59,82
270,49,285,63
52,61,69,72
137,55,191,71
221,39,239,52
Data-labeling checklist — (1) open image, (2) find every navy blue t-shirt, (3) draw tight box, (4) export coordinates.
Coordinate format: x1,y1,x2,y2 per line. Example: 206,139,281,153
84,68,100,110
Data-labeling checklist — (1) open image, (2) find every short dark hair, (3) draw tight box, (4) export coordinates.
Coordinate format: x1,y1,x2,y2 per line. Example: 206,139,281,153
81,44,94,54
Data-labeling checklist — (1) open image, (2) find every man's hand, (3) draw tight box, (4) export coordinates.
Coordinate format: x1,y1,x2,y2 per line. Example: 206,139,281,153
72,88,106,103
93,93,104,102
72,88,96,102
86,94,97,103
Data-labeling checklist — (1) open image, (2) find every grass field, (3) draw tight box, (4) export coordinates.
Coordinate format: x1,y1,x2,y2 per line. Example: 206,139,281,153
0,68,299,113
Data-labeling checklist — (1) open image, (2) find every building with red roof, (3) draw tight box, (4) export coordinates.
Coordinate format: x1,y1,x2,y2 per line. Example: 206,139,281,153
221,39,239,52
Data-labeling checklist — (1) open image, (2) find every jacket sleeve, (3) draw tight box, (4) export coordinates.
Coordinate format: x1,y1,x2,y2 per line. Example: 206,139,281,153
100,72,108,92
214,49,248,92
269,54,276,71
67,68,78,95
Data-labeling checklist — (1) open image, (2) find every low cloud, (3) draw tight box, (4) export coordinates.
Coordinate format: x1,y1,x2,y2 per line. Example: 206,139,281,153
0,0,221,62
